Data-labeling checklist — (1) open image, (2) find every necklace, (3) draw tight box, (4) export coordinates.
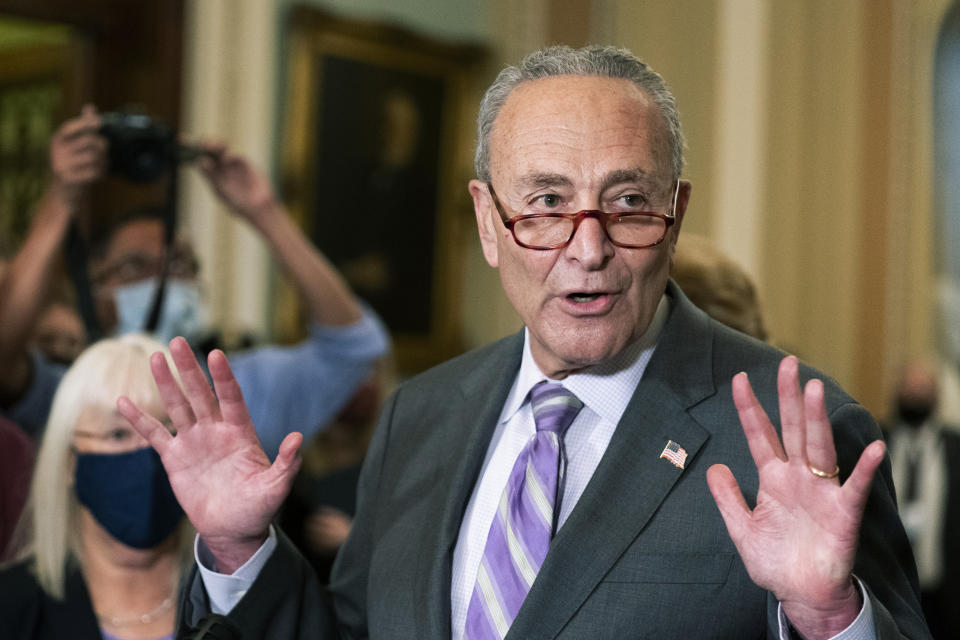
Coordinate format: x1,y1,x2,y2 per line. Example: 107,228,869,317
96,595,175,627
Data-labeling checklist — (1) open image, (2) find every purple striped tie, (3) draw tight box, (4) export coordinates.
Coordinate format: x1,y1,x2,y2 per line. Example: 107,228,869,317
464,382,583,639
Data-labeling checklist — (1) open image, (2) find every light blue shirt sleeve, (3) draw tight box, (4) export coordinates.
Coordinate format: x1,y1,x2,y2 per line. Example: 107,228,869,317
777,577,875,640
230,306,390,460
196,526,278,614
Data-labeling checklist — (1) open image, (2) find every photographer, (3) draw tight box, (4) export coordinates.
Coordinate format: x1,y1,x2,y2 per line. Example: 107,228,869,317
0,105,390,459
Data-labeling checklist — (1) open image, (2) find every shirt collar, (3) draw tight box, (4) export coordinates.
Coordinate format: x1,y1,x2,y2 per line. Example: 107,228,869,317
502,294,671,425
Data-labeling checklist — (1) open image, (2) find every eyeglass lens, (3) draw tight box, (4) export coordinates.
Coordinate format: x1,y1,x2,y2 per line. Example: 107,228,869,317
513,213,668,249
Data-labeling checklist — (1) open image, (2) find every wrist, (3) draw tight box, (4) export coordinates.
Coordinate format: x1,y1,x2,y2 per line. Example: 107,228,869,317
39,182,80,219
239,197,282,228
782,579,862,640
248,200,297,247
201,531,269,575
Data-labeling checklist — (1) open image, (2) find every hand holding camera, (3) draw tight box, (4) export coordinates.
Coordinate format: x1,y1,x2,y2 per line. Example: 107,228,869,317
56,105,275,225
99,107,214,183
195,141,281,228
48,104,107,209
47,104,204,207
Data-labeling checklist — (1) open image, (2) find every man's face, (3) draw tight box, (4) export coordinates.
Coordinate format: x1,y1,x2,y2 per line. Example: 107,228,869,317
90,219,199,333
470,75,690,378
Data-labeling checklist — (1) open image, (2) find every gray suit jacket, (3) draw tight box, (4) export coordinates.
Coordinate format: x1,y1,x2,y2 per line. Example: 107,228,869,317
180,283,929,639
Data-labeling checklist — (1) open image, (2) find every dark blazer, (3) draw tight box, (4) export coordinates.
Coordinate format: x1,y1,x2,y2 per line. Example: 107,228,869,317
180,283,930,639
886,425,960,639
940,430,960,627
0,557,186,639
0,560,105,640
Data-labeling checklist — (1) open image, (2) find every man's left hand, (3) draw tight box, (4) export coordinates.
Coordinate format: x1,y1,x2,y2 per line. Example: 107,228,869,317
707,355,886,640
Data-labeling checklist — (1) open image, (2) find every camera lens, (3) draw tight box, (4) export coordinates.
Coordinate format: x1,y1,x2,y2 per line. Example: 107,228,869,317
100,111,176,183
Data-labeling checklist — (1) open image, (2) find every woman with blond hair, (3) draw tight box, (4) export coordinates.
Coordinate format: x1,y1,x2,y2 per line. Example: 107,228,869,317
0,334,190,639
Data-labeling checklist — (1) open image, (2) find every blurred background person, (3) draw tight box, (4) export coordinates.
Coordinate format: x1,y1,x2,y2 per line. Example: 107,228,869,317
0,106,390,459
671,233,768,342
0,259,37,563
280,357,393,583
30,279,88,366
0,334,191,640
0,416,34,563
885,357,960,639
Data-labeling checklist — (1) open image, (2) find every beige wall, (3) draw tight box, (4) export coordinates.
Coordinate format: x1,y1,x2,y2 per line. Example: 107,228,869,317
760,0,949,416
608,0,952,416
181,0,954,416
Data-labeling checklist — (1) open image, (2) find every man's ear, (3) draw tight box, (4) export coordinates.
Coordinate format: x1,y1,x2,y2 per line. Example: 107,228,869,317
667,180,692,262
673,179,692,234
469,179,500,268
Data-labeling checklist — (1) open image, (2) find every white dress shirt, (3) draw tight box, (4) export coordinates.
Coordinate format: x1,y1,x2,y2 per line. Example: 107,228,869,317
199,294,875,640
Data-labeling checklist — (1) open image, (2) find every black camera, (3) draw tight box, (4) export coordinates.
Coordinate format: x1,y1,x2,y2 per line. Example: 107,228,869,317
100,110,204,183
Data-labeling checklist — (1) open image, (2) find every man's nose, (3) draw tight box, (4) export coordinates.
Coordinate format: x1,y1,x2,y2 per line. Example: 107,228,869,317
564,214,614,269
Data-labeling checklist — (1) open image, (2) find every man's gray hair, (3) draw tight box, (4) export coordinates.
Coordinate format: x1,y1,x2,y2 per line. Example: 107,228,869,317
474,44,685,183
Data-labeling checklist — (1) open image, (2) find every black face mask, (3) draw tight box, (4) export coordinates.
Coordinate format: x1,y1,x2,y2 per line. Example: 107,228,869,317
897,401,934,428
75,447,183,549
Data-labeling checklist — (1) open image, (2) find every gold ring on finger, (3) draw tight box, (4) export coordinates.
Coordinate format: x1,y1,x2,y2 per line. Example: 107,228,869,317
807,463,840,479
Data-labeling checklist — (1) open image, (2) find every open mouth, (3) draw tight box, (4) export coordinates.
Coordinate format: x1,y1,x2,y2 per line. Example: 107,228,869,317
567,292,605,303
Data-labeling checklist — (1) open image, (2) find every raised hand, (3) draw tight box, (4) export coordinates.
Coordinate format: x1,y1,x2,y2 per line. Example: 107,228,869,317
117,337,302,573
706,356,886,640
48,104,106,207
191,139,364,328
194,141,278,224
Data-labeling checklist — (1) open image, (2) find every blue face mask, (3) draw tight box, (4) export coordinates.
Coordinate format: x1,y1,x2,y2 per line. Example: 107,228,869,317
112,278,207,344
74,447,184,549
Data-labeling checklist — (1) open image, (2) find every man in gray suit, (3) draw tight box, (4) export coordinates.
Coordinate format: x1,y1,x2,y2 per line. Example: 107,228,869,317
121,45,930,639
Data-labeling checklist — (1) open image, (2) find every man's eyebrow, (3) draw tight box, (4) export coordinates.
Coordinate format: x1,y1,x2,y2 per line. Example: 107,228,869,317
515,169,659,191
516,173,573,189
601,168,657,190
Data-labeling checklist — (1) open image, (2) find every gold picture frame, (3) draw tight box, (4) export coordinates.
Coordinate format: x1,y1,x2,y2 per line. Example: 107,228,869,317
277,6,486,376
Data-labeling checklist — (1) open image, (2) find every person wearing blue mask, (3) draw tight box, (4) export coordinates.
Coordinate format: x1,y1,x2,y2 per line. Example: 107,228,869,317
0,106,390,460
0,334,190,640
87,212,208,345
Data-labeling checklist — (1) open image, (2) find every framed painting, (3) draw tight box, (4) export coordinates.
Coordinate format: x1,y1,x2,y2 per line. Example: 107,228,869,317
278,6,486,375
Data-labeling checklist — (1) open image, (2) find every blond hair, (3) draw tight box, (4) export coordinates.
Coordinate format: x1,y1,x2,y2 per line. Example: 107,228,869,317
17,334,190,597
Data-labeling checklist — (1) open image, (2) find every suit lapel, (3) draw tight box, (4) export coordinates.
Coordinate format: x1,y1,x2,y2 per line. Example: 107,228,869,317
508,285,719,639
416,333,525,638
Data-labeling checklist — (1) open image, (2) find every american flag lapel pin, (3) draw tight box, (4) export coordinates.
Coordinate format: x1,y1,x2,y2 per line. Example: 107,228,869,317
659,440,688,470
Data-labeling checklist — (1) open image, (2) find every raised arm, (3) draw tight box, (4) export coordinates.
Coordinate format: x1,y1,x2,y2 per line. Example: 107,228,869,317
0,106,105,405
196,143,363,327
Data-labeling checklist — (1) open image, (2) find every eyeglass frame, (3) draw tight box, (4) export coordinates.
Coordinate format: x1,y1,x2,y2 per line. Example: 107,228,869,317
90,245,200,289
486,179,680,250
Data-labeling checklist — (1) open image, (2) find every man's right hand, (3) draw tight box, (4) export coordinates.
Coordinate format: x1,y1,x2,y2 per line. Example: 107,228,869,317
48,104,106,207
117,337,303,573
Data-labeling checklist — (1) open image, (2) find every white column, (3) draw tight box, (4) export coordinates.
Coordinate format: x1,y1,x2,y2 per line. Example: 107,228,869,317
180,0,275,338
710,0,769,287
